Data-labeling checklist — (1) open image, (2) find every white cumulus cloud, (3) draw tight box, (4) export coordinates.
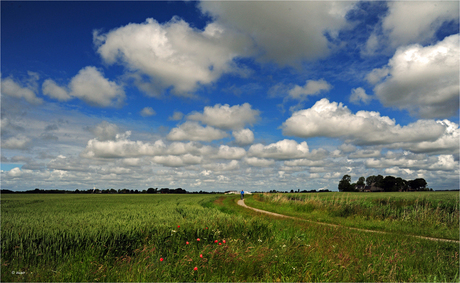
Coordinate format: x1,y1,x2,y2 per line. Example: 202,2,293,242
166,121,228,142
288,79,332,101
188,103,259,130
199,1,356,66
248,139,310,160
368,34,459,118
349,87,372,105
89,121,120,141
282,98,448,147
244,157,275,168
215,145,246,160
42,66,125,107
1,75,43,105
232,128,254,145
382,2,458,48
94,17,252,96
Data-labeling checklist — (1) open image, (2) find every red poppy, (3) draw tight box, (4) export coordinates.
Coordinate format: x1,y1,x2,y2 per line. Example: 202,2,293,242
219,242,222,245
223,240,226,243
197,238,200,241
214,240,218,243
194,267,198,271
177,225,180,228
160,258,164,262
186,241,189,245
199,254,203,258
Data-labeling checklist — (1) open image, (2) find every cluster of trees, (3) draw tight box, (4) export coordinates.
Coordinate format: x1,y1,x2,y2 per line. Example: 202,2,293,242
338,174,429,192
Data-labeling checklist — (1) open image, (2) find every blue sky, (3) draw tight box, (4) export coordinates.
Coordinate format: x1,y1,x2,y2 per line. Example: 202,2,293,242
1,1,459,192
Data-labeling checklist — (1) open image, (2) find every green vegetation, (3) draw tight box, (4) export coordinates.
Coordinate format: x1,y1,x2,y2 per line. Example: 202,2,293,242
1,193,459,282
339,174,429,192
246,191,459,240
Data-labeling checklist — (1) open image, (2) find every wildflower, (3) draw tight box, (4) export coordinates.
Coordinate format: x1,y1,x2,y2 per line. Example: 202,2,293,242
171,230,177,233
223,240,226,243
194,267,198,271
186,241,189,245
200,254,203,258
214,240,218,243
219,242,222,245
160,258,164,262
178,225,180,228
197,238,200,241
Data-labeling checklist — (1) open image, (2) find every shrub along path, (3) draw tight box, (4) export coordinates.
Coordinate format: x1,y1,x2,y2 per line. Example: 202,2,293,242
237,199,459,244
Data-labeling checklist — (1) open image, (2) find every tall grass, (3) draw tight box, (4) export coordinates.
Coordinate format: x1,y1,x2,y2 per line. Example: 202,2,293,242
1,193,458,282
249,192,459,240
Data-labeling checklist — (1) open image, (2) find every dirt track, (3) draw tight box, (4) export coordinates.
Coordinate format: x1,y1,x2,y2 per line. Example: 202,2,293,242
237,199,460,244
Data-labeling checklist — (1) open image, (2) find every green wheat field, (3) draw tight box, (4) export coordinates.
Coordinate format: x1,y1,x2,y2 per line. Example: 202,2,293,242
1,192,459,282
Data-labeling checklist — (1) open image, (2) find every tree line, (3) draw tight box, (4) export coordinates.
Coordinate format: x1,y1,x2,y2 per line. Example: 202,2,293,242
338,174,429,192
0,188,220,194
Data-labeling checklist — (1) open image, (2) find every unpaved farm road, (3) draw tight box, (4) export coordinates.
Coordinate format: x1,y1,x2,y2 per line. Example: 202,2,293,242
237,199,460,244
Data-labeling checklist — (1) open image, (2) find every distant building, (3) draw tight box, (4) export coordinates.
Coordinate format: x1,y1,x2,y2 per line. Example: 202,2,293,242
355,184,365,192
225,190,252,195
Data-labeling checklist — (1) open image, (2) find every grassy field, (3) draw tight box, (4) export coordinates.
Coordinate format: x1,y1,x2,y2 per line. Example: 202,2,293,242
246,191,459,240
1,193,459,282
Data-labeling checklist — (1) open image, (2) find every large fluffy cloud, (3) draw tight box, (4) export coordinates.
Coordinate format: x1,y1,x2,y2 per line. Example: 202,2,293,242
381,2,458,48
368,34,459,118
188,103,259,130
199,1,356,66
394,120,459,156
93,18,252,96
42,66,125,107
282,98,448,147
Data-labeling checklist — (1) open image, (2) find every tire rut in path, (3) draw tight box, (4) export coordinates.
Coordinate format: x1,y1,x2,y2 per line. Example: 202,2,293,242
237,199,459,244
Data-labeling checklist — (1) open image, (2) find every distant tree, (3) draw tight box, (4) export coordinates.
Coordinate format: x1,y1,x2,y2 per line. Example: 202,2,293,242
408,178,427,191
381,176,398,192
395,177,407,191
366,176,376,186
338,175,355,192
147,188,156,194
357,177,365,186
374,175,384,188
